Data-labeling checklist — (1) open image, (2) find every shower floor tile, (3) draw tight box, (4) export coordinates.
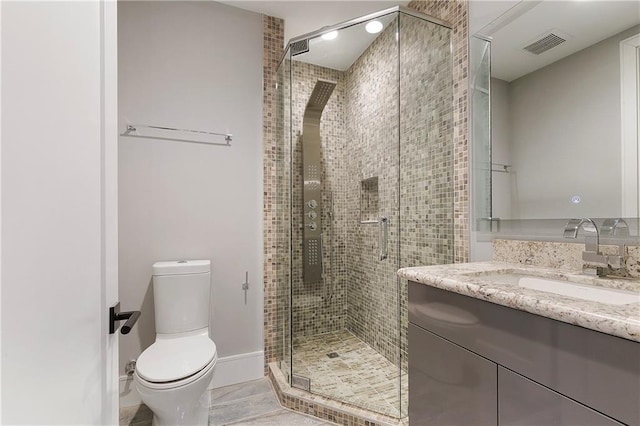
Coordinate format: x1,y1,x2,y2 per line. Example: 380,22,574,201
292,330,408,418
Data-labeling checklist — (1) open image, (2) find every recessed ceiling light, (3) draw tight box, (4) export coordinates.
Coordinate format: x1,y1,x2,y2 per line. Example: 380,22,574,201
321,31,338,40
365,20,383,34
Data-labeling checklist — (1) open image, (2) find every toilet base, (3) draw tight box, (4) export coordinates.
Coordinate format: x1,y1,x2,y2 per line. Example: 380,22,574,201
151,390,210,426
135,361,215,426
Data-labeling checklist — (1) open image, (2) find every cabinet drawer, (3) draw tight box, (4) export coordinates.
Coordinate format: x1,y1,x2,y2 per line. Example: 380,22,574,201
499,367,622,426
408,282,640,425
409,324,497,425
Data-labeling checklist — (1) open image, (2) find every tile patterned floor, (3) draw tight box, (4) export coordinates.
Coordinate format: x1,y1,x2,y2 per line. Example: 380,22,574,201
119,378,336,425
291,330,408,418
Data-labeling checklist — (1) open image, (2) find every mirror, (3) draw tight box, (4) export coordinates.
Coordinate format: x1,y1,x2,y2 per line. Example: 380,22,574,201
470,1,640,222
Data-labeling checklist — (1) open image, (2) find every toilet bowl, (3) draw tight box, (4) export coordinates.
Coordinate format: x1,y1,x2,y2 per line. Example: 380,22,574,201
134,260,217,426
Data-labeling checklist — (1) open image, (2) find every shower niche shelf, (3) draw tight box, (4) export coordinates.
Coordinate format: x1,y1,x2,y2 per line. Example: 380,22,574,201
360,177,379,223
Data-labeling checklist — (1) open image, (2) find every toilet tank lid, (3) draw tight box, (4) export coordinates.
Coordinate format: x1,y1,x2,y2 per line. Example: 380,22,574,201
152,260,210,275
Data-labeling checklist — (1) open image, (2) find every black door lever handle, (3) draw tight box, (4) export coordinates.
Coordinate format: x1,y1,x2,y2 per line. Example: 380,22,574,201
109,302,141,335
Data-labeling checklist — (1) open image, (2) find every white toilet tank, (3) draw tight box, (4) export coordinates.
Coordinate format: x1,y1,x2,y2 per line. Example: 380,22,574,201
152,260,211,334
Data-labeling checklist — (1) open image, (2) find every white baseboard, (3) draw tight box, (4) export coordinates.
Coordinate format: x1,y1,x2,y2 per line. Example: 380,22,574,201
119,350,264,408
210,350,264,389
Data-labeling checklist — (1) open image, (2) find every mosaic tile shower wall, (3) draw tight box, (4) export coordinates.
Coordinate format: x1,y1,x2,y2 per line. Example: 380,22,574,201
398,13,453,378
408,0,470,263
343,21,401,366
290,61,348,338
263,15,284,371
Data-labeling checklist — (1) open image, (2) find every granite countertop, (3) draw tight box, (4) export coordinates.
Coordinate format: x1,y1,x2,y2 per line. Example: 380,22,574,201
398,261,640,342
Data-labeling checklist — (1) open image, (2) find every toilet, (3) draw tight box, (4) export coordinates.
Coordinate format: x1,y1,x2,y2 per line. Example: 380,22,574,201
134,260,217,426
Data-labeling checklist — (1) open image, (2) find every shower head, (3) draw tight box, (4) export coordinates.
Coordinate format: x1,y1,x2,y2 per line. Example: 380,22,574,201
305,79,337,113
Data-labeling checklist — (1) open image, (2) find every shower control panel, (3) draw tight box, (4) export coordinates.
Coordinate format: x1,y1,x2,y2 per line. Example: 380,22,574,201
303,181,322,283
302,149,323,284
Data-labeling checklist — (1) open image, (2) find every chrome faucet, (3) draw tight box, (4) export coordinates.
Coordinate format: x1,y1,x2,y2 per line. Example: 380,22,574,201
600,218,628,269
563,218,600,251
601,218,629,236
563,218,608,276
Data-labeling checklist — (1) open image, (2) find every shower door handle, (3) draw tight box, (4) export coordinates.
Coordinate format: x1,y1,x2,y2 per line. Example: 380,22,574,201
379,216,388,261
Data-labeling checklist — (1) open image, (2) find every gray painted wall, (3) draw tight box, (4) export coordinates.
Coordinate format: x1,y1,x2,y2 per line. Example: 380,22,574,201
493,25,639,219
118,1,263,374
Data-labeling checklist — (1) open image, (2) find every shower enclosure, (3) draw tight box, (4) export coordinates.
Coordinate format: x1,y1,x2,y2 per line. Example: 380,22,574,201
275,6,453,419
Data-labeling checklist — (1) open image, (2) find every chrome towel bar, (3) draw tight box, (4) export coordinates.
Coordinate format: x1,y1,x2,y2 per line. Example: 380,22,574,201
121,123,232,146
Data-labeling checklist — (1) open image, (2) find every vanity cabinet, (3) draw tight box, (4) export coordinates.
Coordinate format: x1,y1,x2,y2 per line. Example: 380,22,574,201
498,367,620,425
408,282,639,426
408,324,497,425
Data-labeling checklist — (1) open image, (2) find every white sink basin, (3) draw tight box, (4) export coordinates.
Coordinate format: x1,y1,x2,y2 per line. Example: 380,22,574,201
472,272,640,306
517,277,640,306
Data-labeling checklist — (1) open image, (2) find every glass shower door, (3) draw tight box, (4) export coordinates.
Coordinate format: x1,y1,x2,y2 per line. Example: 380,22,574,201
289,14,403,418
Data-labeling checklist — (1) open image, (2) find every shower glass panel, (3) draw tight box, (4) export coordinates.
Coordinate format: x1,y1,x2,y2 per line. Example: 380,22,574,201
398,12,454,416
276,7,453,420
276,47,292,384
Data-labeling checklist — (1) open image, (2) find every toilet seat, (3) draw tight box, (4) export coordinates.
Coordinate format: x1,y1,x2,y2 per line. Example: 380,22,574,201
136,330,217,385
135,356,216,391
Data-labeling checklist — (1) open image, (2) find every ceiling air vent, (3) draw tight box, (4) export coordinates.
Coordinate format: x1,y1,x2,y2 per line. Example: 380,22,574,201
291,39,309,56
522,32,567,55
